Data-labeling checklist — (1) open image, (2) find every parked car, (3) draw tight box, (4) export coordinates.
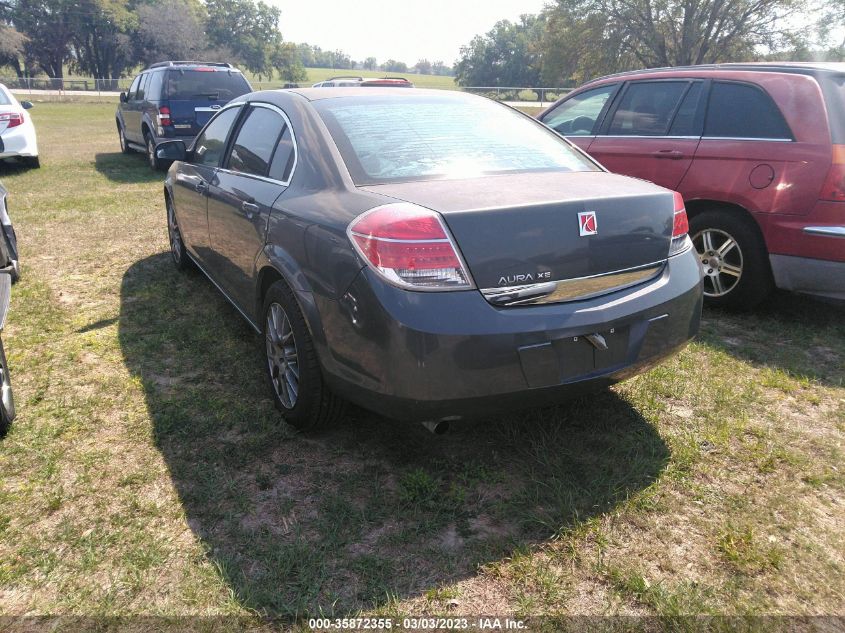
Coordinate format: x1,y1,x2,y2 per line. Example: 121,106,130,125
0,183,19,283
157,88,703,431
538,62,845,308
0,184,15,435
116,61,252,171
0,84,39,169
312,76,415,88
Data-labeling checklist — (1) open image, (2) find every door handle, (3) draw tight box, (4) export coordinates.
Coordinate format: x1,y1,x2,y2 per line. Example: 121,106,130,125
195,180,208,193
651,150,684,160
241,201,259,218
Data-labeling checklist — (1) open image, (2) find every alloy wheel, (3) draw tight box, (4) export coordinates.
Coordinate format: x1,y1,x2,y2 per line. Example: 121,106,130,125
147,138,156,169
119,127,126,152
692,228,743,297
266,303,300,409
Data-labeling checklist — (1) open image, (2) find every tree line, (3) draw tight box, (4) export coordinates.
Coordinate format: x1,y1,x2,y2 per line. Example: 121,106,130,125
0,0,454,81
455,0,844,88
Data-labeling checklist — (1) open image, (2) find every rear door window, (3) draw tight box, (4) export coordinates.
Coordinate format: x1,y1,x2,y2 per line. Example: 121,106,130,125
668,81,704,136
704,82,792,139
127,75,141,100
227,106,286,177
606,81,688,136
193,106,242,168
542,84,618,135
136,73,149,101
268,127,295,182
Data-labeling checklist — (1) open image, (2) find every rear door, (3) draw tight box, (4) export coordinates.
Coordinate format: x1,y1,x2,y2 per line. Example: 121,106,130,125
207,103,293,309
588,80,703,189
172,105,243,265
163,69,252,137
539,83,620,152
122,74,144,143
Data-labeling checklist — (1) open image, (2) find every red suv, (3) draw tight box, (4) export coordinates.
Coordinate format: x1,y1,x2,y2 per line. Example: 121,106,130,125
538,63,845,308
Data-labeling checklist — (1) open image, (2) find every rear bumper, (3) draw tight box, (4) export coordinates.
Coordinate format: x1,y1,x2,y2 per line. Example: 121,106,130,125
770,254,845,301
315,248,703,421
0,124,38,158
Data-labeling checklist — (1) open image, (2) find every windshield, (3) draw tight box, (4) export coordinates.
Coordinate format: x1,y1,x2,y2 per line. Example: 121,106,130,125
164,70,251,101
314,95,599,185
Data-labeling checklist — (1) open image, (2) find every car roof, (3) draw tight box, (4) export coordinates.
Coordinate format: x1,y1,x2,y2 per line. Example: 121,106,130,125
282,87,454,102
585,62,845,86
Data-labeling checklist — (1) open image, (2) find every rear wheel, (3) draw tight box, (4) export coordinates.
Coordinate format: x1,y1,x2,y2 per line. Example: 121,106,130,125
0,338,15,437
263,280,344,431
145,132,165,171
690,209,773,310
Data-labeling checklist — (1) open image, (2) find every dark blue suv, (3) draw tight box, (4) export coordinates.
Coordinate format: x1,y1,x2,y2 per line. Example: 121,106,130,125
116,61,252,170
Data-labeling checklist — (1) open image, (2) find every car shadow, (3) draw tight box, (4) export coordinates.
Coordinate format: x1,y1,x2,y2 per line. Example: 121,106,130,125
94,152,163,184
698,291,844,387
117,252,670,617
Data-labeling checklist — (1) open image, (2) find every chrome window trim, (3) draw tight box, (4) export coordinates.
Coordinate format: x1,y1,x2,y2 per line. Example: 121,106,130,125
481,260,666,306
593,135,701,140
700,136,793,142
216,101,298,187
803,226,845,238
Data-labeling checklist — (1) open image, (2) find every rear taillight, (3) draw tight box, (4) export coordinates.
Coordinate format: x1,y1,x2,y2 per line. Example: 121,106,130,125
670,191,691,256
348,203,474,290
0,112,23,128
158,106,171,126
820,145,845,201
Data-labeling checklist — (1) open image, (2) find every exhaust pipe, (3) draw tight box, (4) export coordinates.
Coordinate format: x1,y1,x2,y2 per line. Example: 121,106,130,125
421,419,450,435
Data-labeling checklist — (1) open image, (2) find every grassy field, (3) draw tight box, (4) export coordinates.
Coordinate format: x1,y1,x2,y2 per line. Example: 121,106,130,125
0,103,843,628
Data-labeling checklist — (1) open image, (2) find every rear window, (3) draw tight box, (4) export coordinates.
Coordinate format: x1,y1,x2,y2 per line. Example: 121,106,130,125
164,69,251,101
314,95,599,184
820,74,845,144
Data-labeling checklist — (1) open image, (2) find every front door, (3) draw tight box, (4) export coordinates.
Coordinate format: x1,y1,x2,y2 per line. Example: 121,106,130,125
207,104,295,310
588,80,704,190
172,105,242,266
538,83,620,153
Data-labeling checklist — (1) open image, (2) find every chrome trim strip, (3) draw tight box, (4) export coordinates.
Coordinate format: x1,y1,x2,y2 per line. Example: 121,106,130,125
803,226,845,238
595,135,701,140
186,251,261,333
482,261,665,306
700,136,793,142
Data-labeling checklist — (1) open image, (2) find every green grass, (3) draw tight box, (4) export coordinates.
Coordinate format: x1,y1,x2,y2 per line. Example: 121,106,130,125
0,102,843,624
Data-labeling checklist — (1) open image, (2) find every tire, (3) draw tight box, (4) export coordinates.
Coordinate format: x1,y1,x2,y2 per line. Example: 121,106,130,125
262,280,345,431
145,132,165,171
690,208,773,310
166,195,190,271
118,123,132,154
0,338,15,437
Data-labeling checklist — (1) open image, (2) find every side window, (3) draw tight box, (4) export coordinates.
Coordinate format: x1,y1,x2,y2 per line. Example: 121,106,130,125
268,126,295,182
543,84,617,136
227,106,286,177
704,82,792,139
136,73,149,101
668,82,703,136
146,71,163,101
607,81,688,136
127,75,141,100
194,106,241,168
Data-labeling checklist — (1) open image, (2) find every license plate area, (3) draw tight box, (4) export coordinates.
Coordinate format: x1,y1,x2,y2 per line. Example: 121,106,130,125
554,325,630,381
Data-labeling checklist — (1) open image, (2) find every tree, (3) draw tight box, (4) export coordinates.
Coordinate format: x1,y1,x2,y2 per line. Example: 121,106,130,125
0,24,26,75
431,60,453,76
271,41,306,82
135,0,207,66
382,59,408,73
70,0,136,79
541,0,814,84
414,58,432,74
10,0,76,78
454,16,543,87
205,0,283,77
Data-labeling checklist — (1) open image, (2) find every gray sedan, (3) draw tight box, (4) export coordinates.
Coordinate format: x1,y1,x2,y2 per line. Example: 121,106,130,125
158,89,703,431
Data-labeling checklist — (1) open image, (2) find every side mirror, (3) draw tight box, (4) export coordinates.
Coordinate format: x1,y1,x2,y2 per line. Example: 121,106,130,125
20,101,33,110
119,92,128,103
156,140,187,162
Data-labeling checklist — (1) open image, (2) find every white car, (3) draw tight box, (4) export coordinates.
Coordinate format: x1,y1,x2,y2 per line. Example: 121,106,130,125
0,84,39,168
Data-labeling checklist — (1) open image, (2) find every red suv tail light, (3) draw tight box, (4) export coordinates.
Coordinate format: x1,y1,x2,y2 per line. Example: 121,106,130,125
0,112,23,128
348,203,474,290
158,106,171,126
669,191,691,256
820,145,845,201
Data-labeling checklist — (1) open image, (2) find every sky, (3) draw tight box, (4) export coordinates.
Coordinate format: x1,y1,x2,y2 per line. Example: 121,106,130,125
266,0,552,66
